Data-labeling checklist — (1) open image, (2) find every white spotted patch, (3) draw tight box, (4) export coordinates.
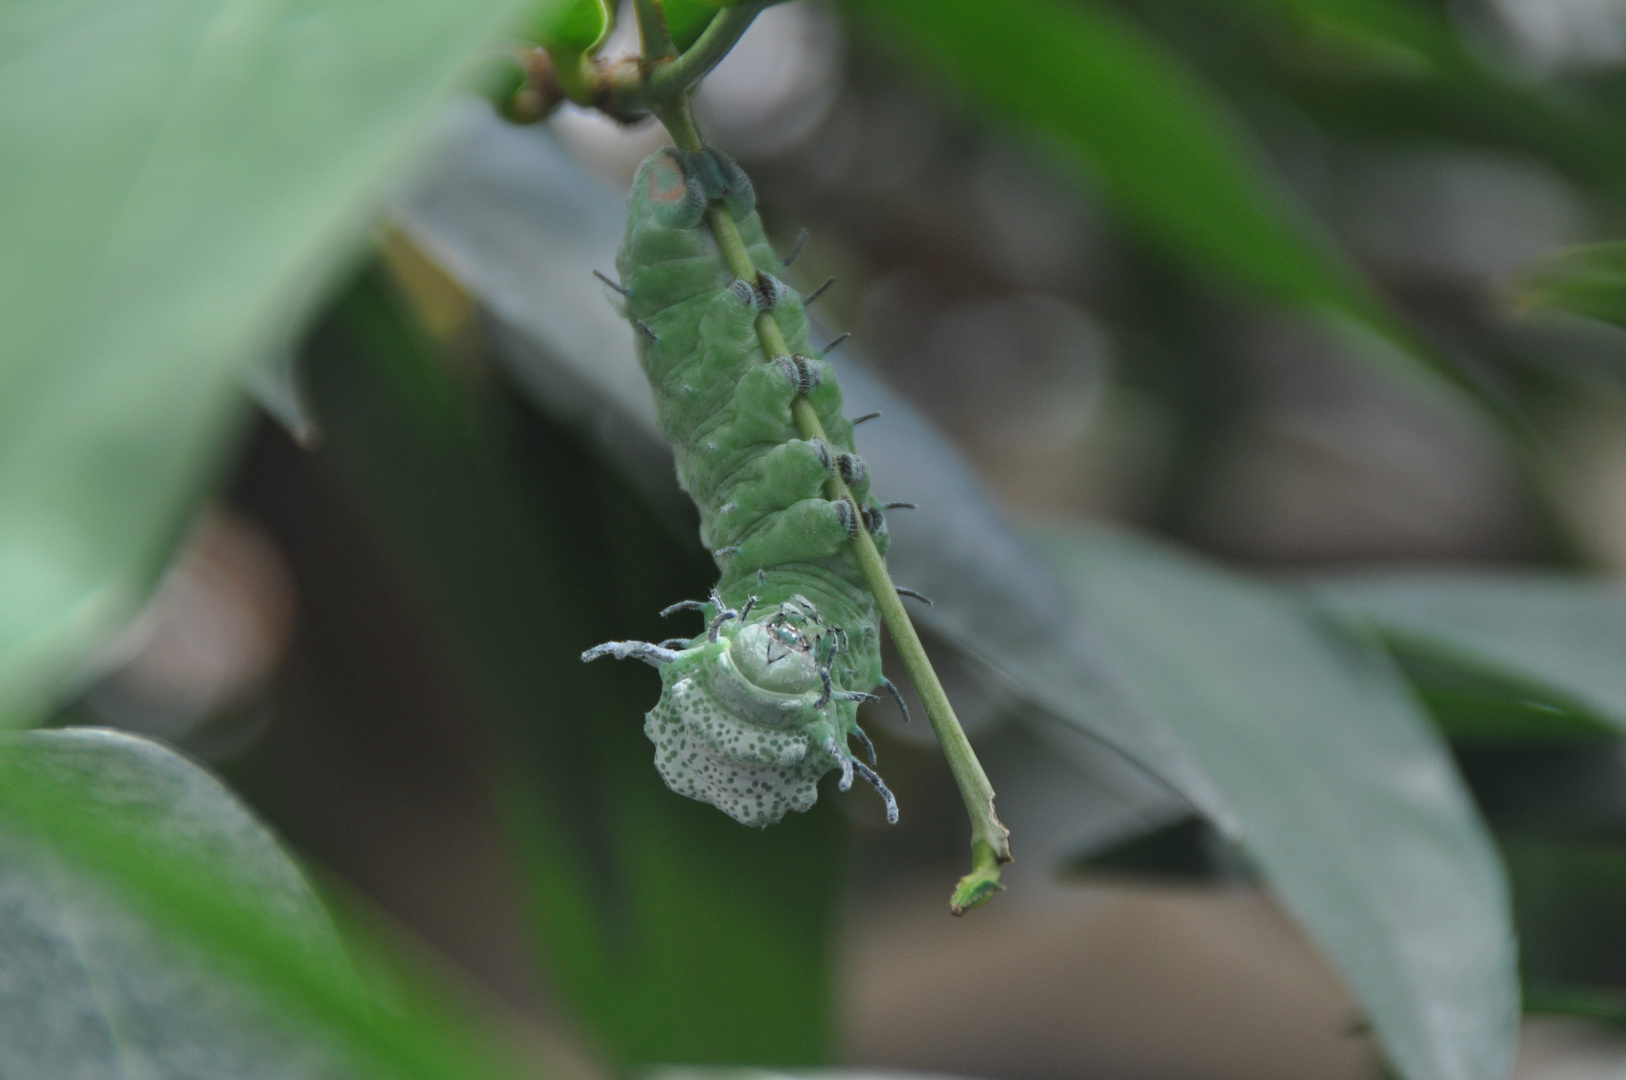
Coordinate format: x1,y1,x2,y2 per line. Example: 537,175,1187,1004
645,677,824,827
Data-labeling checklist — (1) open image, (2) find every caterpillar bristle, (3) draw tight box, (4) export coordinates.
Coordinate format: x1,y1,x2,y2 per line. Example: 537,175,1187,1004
852,759,900,824
635,319,658,342
880,676,911,724
852,411,882,426
783,228,809,267
824,737,856,792
660,599,708,619
582,640,679,667
896,587,934,606
593,269,628,296
884,501,917,510
852,725,878,765
707,607,737,642
804,275,835,306
822,331,851,354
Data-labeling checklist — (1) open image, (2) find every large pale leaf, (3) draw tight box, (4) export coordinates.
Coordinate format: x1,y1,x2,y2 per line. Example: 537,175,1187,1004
0,0,538,726
1037,529,1518,1080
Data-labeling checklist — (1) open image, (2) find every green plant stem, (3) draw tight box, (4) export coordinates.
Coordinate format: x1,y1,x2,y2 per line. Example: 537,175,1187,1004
631,0,677,62
642,3,770,102
659,101,1012,914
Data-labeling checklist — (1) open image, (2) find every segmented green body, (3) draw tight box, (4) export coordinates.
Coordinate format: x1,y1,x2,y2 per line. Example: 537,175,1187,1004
584,148,897,827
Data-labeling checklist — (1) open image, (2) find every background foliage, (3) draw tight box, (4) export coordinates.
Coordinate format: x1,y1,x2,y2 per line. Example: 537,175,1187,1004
12,0,1626,1078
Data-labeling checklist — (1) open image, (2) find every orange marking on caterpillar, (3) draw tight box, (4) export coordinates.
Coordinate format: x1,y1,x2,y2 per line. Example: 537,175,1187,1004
647,159,688,203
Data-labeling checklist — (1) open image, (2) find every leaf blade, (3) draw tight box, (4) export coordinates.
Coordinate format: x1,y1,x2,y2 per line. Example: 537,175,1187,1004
1037,529,1519,1080
0,0,542,726
0,727,548,1080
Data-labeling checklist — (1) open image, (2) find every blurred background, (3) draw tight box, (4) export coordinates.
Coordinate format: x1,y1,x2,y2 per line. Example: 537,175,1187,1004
44,1,1626,1077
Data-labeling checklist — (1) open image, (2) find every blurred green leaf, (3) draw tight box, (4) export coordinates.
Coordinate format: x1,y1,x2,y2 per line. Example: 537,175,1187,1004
666,0,723,52
1524,980,1626,1028
1515,244,1626,330
1221,0,1626,202
649,1073,981,1080
1391,652,1617,745
0,727,545,1080
1317,573,1626,739
531,0,613,54
849,0,1461,390
1037,529,1517,1080
0,728,355,1080
1236,0,1460,66
0,0,541,728
303,264,845,1069
1502,837,1626,995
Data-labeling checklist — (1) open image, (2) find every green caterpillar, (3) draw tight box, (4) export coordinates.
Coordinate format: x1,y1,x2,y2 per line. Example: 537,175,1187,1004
582,147,905,828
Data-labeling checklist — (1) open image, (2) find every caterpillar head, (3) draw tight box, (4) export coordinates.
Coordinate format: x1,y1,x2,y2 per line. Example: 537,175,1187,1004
644,604,837,827
579,595,894,828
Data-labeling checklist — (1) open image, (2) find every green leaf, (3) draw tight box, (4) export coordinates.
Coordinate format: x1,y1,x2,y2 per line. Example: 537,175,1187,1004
1501,837,1626,995
1036,529,1518,1080
1317,572,1626,739
1514,244,1626,331
0,728,540,1080
0,0,543,728
531,0,613,55
1234,0,1462,66
0,728,354,1079
846,0,1454,389
1390,652,1617,745
666,0,723,52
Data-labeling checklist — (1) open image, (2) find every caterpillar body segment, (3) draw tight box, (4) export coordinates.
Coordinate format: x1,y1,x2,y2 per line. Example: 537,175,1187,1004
587,147,896,827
